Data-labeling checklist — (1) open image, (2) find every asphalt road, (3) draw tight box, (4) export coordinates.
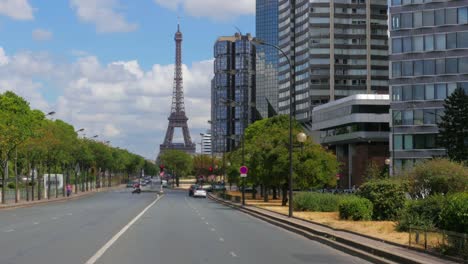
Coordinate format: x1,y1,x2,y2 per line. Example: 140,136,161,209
0,184,371,264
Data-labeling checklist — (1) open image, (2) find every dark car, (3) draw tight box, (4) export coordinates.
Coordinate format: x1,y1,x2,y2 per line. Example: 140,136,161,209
189,184,198,196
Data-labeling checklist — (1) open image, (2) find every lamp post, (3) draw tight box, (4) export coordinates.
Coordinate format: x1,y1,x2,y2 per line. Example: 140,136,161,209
252,37,295,217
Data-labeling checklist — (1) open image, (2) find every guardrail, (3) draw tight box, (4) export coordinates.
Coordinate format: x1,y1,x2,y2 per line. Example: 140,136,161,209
409,227,467,261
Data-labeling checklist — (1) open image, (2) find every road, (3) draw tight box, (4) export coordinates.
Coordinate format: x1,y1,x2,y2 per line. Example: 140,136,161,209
0,183,371,264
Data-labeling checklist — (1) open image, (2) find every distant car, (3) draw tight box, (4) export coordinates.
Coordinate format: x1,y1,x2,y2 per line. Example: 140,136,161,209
189,184,198,196
161,180,168,188
193,188,207,198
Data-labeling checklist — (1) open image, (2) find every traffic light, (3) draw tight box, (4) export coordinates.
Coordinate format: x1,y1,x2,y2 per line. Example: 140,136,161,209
159,164,164,173
209,166,213,173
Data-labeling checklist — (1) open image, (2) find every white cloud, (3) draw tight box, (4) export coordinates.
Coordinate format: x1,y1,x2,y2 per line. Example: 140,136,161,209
32,28,53,41
0,46,213,159
70,0,137,33
0,0,33,20
154,0,254,21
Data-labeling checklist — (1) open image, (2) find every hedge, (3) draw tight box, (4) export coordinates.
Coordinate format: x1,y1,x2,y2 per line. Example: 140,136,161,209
338,197,373,221
293,192,355,212
396,194,445,231
358,179,406,220
440,192,468,233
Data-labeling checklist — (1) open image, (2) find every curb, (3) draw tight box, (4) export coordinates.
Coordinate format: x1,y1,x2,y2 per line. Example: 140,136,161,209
0,185,125,210
208,193,454,264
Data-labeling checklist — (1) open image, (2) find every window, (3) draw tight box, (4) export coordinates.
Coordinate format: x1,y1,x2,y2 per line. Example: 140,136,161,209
423,10,434,27
401,12,413,28
414,135,425,149
403,37,412,52
404,135,413,150
403,85,412,101
457,32,468,48
393,111,402,125
436,109,445,124
414,35,424,52
414,85,424,100
424,60,435,75
446,9,458,24
424,109,436,124
392,86,402,101
424,35,434,51
403,110,413,125
435,34,446,50
392,38,402,53
414,60,423,75
414,109,424,125
414,12,423,27
459,57,468,73
435,9,445,26
446,58,458,74
448,83,457,96
425,84,435,100
436,83,447,99
458,7,468,24
394,135,403,150
426,134,436,148
402,61,413,76
447,33,457,49
392,62,401,77
436,59,445,74
392,15,401,29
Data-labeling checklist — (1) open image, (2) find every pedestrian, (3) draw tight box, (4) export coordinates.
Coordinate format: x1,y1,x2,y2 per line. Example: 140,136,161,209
66,184,72,197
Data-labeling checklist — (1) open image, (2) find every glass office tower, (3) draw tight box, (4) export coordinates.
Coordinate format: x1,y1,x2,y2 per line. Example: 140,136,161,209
389,0,468,173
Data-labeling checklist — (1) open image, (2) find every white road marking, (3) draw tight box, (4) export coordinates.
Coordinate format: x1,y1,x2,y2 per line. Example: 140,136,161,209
85,194,163,264
205,222,209,225
33,222,39,225
67,213,72,216
4,229,14,233
219,237,224,242
210,228,215,232
201,217,205,220
51,217,58,220
230,251,237,257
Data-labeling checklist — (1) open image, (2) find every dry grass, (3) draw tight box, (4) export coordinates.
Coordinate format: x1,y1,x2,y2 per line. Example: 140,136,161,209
225,191,412,246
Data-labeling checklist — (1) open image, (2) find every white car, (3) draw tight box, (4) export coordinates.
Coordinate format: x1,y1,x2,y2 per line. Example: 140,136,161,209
193,189,207,198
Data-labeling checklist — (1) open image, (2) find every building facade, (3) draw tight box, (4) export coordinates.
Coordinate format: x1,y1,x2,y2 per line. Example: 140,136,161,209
256,0,279,118
277,0,389,124
312,94,390,188
389,0,468,173
211,34,256,155
200,131,212,155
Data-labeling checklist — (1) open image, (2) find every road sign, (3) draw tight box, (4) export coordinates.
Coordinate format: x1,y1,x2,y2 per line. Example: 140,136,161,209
240,173,247,178
239,166,248,174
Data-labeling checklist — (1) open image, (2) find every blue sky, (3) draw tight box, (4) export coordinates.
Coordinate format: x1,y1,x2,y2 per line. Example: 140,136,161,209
0,0,255,159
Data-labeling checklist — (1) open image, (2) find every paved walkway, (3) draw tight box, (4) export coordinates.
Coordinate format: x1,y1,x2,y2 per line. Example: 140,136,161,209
0,185,125,210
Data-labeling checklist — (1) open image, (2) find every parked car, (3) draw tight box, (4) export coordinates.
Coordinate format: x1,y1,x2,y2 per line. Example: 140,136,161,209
193,188,207,198
161,180,168,188
188,184,198,196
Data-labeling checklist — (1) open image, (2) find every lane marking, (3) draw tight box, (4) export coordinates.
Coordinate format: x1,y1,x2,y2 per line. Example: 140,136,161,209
51,217,58,220
219,237,224,242
210,228,215,232
4,229,14,233
205,222,209,225
33,222,39,225
67,213,73,216
201,217,205,220
85,194,163,264
230,251,237,257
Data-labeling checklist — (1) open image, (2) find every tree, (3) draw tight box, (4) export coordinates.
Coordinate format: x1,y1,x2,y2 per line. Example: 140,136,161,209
159,150,193,187
438,87,468,163
0,92,43,203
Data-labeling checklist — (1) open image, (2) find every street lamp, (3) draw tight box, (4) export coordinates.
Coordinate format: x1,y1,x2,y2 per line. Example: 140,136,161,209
46,111,56,116
76,128,85,133
252,37,295,217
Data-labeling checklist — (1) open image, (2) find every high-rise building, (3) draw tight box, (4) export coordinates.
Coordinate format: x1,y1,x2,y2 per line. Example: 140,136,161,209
389,1,468,173
211,33,256,155
200,131,212,155
277,0,389,124
256,0,279,118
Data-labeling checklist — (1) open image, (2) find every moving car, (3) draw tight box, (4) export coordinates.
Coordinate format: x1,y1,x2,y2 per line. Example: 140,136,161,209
161,180,168,188
188,184,198,196
193,188,207,198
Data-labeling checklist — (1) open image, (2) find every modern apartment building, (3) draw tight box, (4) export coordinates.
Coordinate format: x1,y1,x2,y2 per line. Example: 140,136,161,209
389,0,468,173
211,33,256,155
256,0,279,118
277,0,389,125
200,131,212,155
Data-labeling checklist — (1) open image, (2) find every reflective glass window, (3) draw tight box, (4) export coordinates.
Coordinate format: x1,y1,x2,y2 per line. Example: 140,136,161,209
404,135,413,150
414,85,424,100
403,85,412,101
436,59,446,74
415,135,425,149
424,109,436,124
435,34,446,50
392,62,401,77
403,110,413,125
459,57,468,73
436,83,447,99
425,84,435,100
457,32,468,48
403,37,412,52
446,58,458,74
414,12,423,27
435,9,445,25
447,33,457,49
414,35,424,52
414,109,424,125
394,135,403,150
424,35,434,51
423,10,434,27
448,83,457,96
446,9,458,24
414,60,423,76
402,61,413,76
392,38,402,53
424,60,435,75
392,86,402,101
458,7,468,24
401,12,413,28
393,111,402,126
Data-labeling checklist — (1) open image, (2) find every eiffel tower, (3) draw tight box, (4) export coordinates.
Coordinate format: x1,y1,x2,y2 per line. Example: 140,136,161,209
159,23,196,156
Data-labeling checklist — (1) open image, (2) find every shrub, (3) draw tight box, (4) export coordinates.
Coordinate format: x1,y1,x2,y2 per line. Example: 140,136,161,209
440,192,468,233
404,159,468,198
293,192,354,212
396,194,445,231
7,182,15,189
358,179,406,220
338,197,373,221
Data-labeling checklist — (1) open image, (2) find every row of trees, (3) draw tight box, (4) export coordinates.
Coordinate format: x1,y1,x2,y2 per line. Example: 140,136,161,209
0,91,156,203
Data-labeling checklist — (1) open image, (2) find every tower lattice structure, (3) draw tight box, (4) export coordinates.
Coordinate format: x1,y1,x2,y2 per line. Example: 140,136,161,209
159,23,196,156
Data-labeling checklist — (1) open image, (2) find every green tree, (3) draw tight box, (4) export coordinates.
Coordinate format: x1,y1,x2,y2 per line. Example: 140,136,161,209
159,150,193,187
438,88,468,163
0,92,43,203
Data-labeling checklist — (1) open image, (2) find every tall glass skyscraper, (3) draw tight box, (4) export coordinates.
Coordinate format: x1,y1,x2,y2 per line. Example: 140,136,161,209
389,0,468,173
256,0,279,118
211,34,256,154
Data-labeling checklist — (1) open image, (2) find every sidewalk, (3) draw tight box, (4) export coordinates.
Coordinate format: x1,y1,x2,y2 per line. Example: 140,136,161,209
0,185,125,210
209,193,459,264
